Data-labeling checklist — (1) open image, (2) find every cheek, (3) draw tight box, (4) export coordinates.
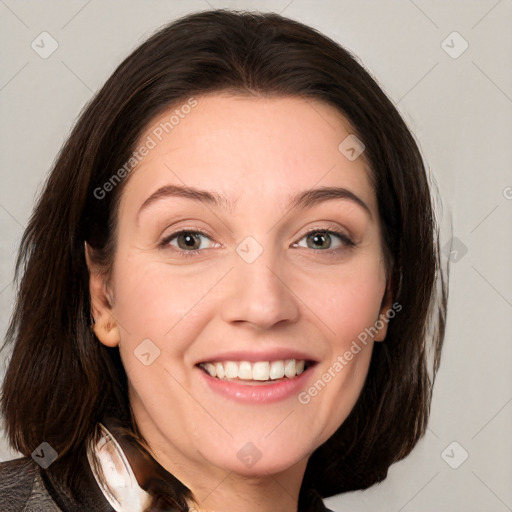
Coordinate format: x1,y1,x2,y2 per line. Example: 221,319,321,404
300,282,381,443
110,257,217,345
303,262,386,348
297,262,385,420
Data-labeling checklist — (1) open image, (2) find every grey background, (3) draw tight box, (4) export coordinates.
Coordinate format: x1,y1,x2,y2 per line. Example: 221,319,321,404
1,1,511,510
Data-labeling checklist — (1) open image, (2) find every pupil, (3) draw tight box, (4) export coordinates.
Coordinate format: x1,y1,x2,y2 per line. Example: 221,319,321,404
310,232,329,249
180,233,199,249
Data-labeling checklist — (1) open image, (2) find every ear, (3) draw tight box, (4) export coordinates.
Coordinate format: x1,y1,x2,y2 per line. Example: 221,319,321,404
85,242,120,347
374,281,394,342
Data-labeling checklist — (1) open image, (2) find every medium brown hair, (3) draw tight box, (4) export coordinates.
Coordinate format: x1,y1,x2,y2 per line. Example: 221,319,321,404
1,9,447,510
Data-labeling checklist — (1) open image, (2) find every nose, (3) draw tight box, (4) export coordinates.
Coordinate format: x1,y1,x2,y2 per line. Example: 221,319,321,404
220,247,300,330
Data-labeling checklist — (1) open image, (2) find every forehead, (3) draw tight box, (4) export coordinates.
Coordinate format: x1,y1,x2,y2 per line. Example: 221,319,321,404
121,93,376,216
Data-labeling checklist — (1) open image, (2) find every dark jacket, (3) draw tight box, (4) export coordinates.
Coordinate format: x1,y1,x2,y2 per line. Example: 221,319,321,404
0,432,333,511
0,453,114,511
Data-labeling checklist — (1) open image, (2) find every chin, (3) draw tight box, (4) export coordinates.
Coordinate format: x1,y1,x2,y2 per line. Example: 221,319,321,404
199,437,314,478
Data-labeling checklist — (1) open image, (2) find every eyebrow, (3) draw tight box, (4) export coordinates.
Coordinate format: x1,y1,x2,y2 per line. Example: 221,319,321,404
137,184,371,221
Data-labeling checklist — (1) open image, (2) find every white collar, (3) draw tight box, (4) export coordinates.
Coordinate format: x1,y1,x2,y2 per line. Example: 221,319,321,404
87,423,153,512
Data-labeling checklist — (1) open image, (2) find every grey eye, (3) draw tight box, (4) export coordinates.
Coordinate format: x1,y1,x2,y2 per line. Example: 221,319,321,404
296,231,344,250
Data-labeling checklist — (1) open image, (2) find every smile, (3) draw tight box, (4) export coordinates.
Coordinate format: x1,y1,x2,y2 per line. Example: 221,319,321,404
198,359,313,382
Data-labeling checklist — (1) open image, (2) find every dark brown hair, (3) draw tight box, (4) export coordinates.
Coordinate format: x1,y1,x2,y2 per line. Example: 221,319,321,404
1,9,447,511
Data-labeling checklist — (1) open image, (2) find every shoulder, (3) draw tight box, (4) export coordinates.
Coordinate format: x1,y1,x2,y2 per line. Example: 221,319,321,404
0,456,61,511
0,457,38,495
0,455,37,477
0,457,45,511
0,454,111,511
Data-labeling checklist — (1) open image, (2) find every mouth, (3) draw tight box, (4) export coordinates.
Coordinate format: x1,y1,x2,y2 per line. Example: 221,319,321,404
197,359,315,383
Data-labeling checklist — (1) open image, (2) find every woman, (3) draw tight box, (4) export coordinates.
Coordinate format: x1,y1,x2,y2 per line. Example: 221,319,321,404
0,9,447,512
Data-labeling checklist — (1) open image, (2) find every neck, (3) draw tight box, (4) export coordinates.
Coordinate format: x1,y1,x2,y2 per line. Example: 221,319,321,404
130,407,310,512
185,467,306,512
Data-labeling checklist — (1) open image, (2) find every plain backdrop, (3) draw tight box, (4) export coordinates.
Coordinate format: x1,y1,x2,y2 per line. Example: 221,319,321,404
1,1,511,511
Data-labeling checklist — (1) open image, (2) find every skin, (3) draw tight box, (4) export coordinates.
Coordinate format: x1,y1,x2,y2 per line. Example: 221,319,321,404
87,93,392,512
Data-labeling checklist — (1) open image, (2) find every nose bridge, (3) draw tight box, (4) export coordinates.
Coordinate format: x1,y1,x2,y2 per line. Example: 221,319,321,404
220,236,300,329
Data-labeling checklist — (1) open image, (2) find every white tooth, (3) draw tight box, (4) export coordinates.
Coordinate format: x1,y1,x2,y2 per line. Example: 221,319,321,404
269,360,285,380
252,361,270,381
203,363,217,377
238,361,253,380
284,359,296,378
215,362,225,379
296,360,305,375
225,361,239,379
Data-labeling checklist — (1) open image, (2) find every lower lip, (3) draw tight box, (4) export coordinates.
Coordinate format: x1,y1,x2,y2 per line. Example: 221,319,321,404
197,366,314,404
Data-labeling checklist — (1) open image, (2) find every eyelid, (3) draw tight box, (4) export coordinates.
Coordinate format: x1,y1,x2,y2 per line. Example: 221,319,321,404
297,222,354,243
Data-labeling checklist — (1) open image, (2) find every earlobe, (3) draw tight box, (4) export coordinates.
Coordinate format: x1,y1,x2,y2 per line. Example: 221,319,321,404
85,242,120,348
91,314,121,347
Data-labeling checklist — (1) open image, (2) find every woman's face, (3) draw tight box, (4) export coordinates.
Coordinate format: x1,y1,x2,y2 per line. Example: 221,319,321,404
90,93,391,482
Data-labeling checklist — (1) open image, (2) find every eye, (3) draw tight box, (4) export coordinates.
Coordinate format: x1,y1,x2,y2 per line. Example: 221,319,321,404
294,230,353,251
162,230,216,255
160,228,354,258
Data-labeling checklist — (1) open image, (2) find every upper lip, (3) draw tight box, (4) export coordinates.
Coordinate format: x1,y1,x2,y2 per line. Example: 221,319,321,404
195,348,319,365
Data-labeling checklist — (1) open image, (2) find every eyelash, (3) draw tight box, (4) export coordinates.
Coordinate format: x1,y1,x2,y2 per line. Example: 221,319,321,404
159,227,355,259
